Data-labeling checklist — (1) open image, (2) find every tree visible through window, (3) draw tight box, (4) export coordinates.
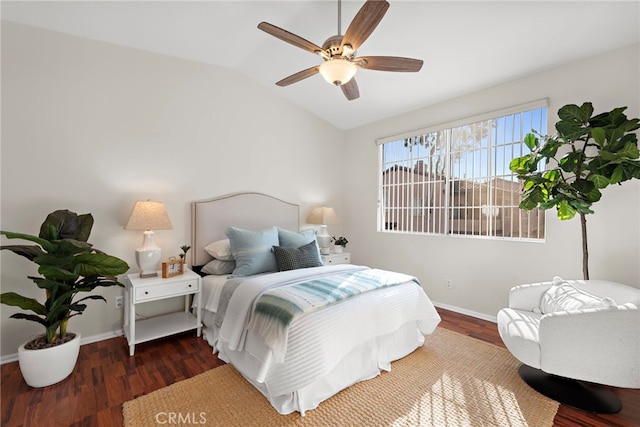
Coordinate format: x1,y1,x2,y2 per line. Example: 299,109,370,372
378,102,547,240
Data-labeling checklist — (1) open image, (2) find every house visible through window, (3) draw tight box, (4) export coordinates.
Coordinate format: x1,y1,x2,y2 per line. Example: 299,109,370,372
377,100,547,240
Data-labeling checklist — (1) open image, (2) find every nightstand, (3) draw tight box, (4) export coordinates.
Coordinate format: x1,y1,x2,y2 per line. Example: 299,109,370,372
124,269,201,356
321,252,351,265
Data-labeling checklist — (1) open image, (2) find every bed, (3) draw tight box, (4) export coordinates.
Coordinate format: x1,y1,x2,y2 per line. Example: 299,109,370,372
191,192,441,415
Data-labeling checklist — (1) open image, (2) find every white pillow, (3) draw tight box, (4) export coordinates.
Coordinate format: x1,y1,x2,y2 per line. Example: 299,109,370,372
204,239,233,261
201,258,236,275
540,279,617,314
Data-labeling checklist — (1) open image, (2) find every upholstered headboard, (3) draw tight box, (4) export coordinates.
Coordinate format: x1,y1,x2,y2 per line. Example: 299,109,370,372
191,192,299,266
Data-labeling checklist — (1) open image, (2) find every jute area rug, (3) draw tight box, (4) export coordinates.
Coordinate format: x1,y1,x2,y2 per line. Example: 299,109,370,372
123,328,558,426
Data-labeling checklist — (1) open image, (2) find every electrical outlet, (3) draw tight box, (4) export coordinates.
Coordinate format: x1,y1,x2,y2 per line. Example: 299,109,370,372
115,296,124,309
446,279,453,289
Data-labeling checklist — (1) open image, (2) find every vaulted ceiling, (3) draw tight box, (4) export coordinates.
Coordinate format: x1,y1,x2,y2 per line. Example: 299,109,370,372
3,1,639,130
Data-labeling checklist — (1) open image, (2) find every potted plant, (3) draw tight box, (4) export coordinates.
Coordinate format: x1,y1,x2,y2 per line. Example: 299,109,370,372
179,244,191,268
510,103,640,279
331,236,349,253
0,210,129,387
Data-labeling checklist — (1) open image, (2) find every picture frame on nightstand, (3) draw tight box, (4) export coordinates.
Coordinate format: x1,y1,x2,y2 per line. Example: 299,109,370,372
161,257,184,278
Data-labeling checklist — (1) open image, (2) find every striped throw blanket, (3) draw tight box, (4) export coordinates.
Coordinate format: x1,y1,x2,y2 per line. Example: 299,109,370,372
246,268,418,355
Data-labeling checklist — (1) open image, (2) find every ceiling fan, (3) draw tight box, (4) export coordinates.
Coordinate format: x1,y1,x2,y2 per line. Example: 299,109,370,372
257,0,423,101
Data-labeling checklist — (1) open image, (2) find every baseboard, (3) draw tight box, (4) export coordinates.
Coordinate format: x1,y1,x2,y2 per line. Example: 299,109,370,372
432,301,497,323
2,352,19,365
1,329,124,365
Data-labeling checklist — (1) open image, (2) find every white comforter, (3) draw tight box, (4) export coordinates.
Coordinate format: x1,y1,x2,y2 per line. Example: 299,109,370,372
221,265,381,360
200,264,441,414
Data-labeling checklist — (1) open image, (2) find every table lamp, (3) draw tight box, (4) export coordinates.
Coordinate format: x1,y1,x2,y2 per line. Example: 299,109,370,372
307,206,338,255
125,200,173,277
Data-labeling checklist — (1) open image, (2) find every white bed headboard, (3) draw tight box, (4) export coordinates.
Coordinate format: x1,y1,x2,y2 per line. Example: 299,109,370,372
191,192,299,266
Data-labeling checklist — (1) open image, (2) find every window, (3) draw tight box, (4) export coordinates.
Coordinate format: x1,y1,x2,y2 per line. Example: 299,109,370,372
378,100,547,240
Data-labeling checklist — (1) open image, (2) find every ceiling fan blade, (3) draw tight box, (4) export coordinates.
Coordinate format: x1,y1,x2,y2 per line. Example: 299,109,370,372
355,56,423,72
276,66,320,87
341,78,360,101
341,0,390,52
258,22,323,55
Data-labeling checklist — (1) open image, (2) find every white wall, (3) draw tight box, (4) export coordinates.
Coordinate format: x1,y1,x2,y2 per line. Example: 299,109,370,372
344,44,640,318
2,21,638,359
0,22,346,358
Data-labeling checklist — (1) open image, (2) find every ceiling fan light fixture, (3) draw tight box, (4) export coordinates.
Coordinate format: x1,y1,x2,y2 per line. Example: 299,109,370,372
260,0,419,100
319,58,357,86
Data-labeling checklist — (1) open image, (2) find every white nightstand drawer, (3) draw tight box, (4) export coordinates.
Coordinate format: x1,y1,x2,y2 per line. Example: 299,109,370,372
134,278,199,303
125,269,202,356
322,252,351,265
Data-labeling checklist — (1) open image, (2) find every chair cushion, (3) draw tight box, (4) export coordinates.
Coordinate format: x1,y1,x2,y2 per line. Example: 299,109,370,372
497,308,543,369
540,278,617,314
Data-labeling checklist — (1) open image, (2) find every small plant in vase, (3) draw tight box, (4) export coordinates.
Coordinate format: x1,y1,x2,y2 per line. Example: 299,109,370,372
179,245,191,268
331,236,348,253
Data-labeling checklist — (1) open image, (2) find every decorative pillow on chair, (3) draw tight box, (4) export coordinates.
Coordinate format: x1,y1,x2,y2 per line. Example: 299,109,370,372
204,239,234,261
272,241,323,271
225,226,279,277
201,259,236,275
540,277,617,313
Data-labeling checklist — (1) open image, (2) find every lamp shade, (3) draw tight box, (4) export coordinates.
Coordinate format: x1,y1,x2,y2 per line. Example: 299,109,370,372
125,201,173,231
125,200,172,278
307,206,338,225
319,59,357,86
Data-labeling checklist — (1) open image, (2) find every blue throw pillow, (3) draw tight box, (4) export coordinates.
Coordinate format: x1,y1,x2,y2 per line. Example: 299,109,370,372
277,228,322,260
225,226,279,277
278,228,316,247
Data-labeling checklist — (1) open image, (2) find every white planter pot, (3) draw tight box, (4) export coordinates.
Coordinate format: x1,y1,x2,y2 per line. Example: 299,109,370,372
18,332,81,388
333,245,344,253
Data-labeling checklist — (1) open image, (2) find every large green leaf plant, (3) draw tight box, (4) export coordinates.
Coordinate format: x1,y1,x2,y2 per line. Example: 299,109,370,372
1,210,129,346
510,103,640,280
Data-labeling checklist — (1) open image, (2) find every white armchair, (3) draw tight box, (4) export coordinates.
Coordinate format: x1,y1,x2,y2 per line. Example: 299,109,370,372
497,278,640,413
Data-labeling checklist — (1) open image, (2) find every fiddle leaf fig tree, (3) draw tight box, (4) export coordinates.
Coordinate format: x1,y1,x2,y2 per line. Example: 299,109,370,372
510,103,640,280
1,210,129,347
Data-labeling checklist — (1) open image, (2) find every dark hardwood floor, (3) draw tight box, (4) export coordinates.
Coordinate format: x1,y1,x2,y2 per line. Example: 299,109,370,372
1,307,638,426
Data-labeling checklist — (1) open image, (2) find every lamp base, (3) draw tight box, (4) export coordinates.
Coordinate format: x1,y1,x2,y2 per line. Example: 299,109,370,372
135,231,161,278
138,271,158,278
316,225,331,256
